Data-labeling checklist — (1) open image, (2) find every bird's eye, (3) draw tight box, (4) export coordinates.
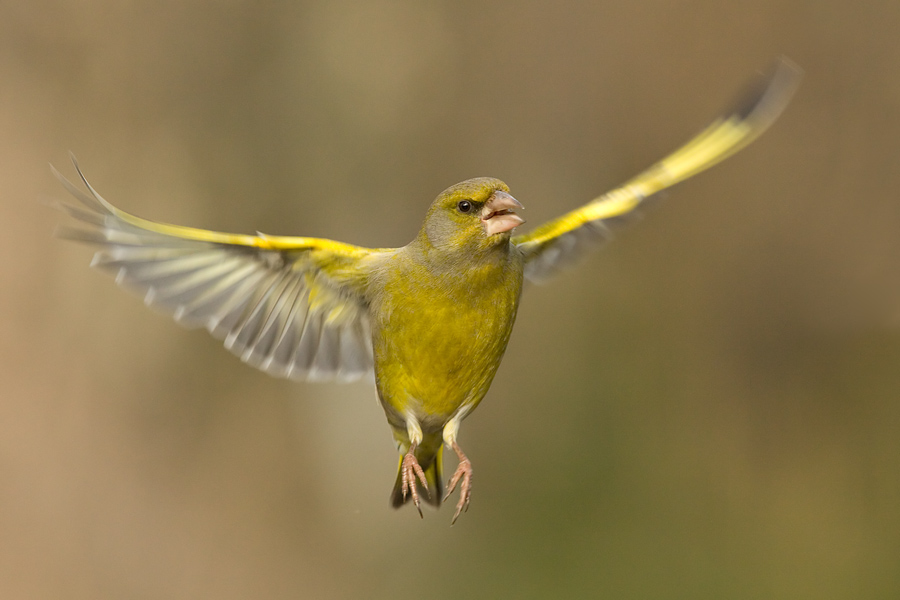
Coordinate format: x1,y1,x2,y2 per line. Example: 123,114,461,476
457,200,473,213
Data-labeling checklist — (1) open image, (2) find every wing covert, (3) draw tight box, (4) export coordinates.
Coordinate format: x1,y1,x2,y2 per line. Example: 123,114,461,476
53,158,387,383
513,57,802,283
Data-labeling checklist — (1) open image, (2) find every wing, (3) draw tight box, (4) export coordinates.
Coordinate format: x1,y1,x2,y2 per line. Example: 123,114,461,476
53,157,390,383
513,57,803,283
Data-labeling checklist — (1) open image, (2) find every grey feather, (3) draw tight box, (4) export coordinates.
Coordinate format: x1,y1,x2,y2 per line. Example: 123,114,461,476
52,159,375,383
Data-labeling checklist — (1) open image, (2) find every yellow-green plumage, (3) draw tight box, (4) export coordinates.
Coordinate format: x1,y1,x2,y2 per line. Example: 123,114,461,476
368,179,525,507
52,58,801,522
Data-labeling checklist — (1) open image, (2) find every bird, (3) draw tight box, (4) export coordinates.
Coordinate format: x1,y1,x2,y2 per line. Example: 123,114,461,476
52,58,801,524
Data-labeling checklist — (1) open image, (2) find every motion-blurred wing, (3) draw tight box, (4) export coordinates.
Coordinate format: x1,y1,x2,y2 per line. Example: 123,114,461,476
54,158,387,383
513,57,802,282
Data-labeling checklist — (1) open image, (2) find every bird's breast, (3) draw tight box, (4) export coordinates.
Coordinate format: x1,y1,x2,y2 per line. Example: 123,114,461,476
370,252,524,431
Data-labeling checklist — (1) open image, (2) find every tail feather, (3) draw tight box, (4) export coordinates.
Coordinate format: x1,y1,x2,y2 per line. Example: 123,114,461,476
390,444,444,509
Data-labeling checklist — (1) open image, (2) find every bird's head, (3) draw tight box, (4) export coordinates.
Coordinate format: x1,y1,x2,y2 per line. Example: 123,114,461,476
417,177,525,256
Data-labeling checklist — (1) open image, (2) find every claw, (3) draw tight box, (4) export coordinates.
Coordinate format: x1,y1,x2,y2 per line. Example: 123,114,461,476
400,447,429,517
443,441,473,525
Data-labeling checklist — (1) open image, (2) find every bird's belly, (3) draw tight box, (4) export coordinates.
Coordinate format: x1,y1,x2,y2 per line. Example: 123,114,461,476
373,285,519,431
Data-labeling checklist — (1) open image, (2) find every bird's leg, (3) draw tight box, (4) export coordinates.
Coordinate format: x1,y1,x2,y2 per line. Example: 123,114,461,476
443,407,472,525
400,418,429,517
441,412,474,524
443,439,473,525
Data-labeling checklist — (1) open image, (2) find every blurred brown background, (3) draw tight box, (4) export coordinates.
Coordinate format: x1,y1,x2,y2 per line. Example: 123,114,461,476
2,1,899,598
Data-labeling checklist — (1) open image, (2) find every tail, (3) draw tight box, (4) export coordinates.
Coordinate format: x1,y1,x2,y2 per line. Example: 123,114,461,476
390,444,444,509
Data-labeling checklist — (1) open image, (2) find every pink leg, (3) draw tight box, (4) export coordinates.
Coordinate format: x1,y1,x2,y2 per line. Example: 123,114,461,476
443,440,473,525
400,442,429,517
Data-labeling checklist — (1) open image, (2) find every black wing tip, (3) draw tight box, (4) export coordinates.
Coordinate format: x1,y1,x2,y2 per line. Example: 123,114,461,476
49,152,81,175
728,56,803,125
67,150,80,169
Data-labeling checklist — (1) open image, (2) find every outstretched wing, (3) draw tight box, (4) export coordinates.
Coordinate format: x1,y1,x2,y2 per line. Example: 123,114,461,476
53,158,389,383
513,57,803,282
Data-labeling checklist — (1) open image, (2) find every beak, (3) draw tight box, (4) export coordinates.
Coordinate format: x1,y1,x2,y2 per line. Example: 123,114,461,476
481,190,525,236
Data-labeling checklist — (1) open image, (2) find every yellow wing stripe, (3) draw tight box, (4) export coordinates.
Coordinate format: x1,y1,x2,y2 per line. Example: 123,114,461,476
513,57,802,252
54,158,380,383
66,155,378,257
512,116,752,248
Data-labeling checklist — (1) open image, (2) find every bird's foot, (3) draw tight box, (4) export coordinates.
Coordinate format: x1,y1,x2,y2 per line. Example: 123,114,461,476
443,441,472,525
400,446,429,517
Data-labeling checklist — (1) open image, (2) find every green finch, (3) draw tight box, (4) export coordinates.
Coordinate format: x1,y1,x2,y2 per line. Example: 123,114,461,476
53,58,800,523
